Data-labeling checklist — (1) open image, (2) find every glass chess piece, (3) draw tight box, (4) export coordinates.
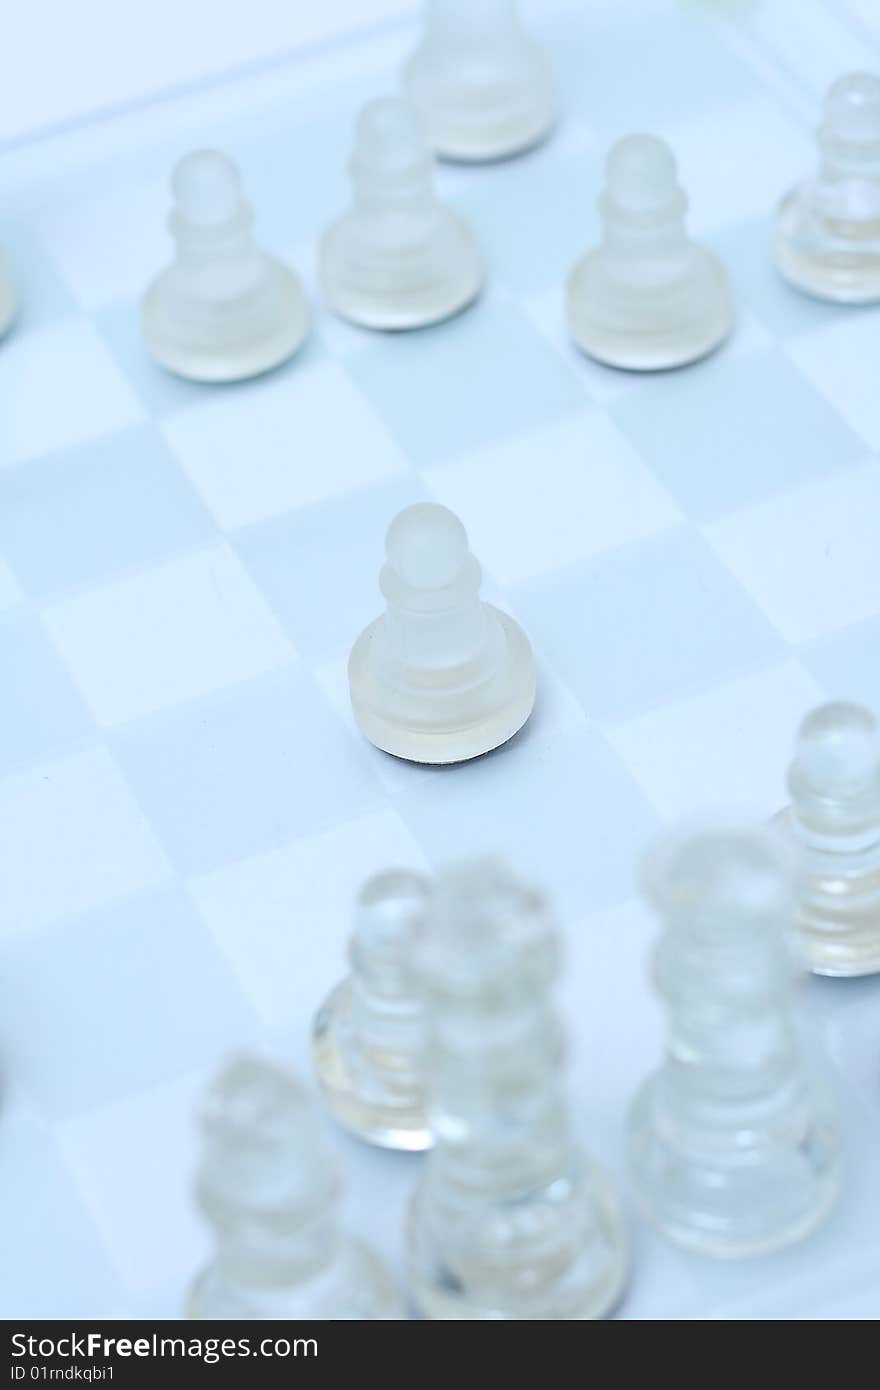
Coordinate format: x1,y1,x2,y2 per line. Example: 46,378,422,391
0,250,16,338
567,134,732,369
320,97,483,329
143,149,309,381
402,0,557,163
348,502,536,763
187,1055,401,1319
312,869,433,1150
775,72,880,303
407,859,628,1320
627,824,841,1258
774,700,880,976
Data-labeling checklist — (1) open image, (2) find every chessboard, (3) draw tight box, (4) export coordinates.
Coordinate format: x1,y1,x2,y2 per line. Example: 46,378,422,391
1,0,879,1320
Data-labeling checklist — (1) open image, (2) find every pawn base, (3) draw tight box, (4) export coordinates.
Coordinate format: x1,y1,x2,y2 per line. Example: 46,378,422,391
566,249,732,371
775,189,880,304
143,257,309,382
320,224,483,331
403,49,556,163
188,1239,402,1320
349,607,535,764
312,982,431,1152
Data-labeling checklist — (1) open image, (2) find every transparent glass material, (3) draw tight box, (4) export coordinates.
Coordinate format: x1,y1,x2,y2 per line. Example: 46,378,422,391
0,251,15,338
143,150,309,381
187,1056,400,1319
775,73,880,303
319,98,482,329
628,827,841,1259
774,701,880,976
349,503,535,764
567,134,732,370
312,870,432,1149
402,0,557,162
407,861,627,1320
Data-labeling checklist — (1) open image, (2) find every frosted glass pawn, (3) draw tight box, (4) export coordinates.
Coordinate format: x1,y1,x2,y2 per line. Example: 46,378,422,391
628,826,841,1258
348,503,535,763
402,0,557,162
407,859,627,1320
320,98,483,329
143,150,309,381
775,701,880,976
187,1055,400,1319
312,869,432,1149
567,134,732,370
0,250,16,338
776,73,880,302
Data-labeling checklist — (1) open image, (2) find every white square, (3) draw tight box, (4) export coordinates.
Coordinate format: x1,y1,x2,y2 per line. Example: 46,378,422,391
43,542,296,726
57,1070,211,1292
660,98,812,234
161,360,409,529
3,321,145,468
705,461,880,643
788,310,880,451
0,555,22,611
424,410,682,585
34,176,170,311
189,808,430,1034
605,661,827,820
0,748,171,937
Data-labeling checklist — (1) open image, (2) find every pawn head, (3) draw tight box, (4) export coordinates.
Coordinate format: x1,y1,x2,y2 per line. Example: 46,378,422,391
172,149,242,223
606,133,678,211
353,869,431,956
824,71,880,141
642,824,794,928
356,97,427,165
793,701,880,797
385,503,469,588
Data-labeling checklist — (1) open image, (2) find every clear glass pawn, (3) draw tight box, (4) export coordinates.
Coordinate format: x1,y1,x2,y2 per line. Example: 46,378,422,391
407,859,627,1320
774,701,880,976
187,1055,401,1319
627,825,841,1258
319,97,482,329
0,249,15,338
312,870,432,1150
567,134,732,370
143,149,309,381
402,1,557,162
776,72,880,302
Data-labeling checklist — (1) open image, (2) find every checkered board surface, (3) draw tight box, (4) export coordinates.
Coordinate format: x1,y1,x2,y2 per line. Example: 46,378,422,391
1,0,879,1321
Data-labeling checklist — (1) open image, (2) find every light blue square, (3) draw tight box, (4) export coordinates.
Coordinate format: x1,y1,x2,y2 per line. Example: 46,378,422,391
0,1115,120,1317
344,299,587,465
95,302,328,416
708,218,861,341
800,615,880,713
235,475,429,664
0,427,215,599
611,349,863,521
546,6,760,139
114,669,384,874
0,887,258,1118
0,611,93,774
389,723,660,921
511,528,785,723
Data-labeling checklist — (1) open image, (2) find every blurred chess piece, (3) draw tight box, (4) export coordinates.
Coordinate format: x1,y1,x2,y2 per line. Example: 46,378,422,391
0,250,16,338
312,869,432,1149
407,859,627,1320
775,700,880,975
348,503,535,762
775,72,880,302
320,97,482,329
187,1055,401,1319
143,150,309,381
402,0,557,162
628,824,841,1257
567,134,732,369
